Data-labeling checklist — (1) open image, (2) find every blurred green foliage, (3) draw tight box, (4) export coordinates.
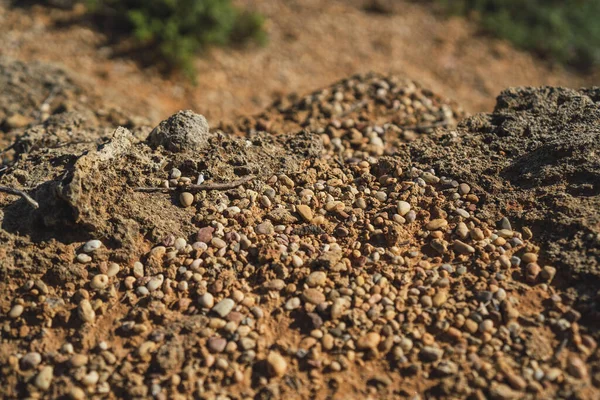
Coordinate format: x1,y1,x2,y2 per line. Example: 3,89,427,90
85,0,267,79
437,0,600,69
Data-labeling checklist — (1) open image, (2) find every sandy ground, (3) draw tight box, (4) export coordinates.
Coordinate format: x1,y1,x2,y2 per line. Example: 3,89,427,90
0,0,592,125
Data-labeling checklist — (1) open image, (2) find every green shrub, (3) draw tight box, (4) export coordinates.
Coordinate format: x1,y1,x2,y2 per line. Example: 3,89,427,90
85,0,267,79
436,0,600,70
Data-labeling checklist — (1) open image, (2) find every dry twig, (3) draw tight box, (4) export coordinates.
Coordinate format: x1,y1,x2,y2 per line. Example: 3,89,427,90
135,176,254,193
0,186,39,209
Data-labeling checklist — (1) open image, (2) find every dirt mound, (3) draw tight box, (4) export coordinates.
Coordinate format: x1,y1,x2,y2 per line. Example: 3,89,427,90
1,63,599,399
398,86,600,282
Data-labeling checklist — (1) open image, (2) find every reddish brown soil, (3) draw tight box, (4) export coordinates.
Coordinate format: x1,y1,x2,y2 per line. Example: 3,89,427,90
0,0,592,125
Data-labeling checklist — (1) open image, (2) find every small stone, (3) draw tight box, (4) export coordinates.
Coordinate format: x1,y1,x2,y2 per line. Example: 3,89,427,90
77,254,92,263
357,332,381,350
264,279,286,291
174,237,187,251
146,275,164,292
526,263,541,283
306,271,327,287
78,299,96,323
106,263,120,278
256,221,274,235
480,319,494,333
567,356,588,379
330,298,348,319
198,293,215,309
291,255,304,267
82,371,99,386
170,168,182,179
540,266,556,282
212,299,235,317
70,387,86,400
285,297,301,311
500,217,512,231
432,291,447,307
207,337,227,353
453,240,475,254
296,204,314,222
302,288,326,305
90,274,109,290
83,240,103,253
458,183,471,195
9,304,24,319
70,354,89,367
420,346,443,362
397,201,411,216
267,351,287,377
20,352,42,369
522,253,538,263
180,192,194,207
211,237,227,249
426,219,448,231
455,222,469,239
133,261,144,278
34,366,53,391
196,227,214,243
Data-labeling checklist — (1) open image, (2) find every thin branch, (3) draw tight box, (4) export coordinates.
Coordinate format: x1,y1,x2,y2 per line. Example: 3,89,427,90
0,186,39,209
135,176,254,193
0,143,15,156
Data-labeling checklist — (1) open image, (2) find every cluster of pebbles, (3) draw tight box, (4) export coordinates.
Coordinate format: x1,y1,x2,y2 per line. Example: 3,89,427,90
1,74,597,399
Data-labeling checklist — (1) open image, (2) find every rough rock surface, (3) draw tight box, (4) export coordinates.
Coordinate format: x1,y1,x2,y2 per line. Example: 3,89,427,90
398,86,600,290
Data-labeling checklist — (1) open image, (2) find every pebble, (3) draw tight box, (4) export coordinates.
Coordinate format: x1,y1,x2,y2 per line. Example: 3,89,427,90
77,253,92,263
212,298,235,317
420,346,444,362
522,253,538,263
147,275,164,292
207,337,227,353
302,288,326,305
9,304,24,318
106,263,120,277
211,237,227,249
90,274,109,290
198,293,215,308
267,352,287,377
34,366,53,391
426,219,448,230
285,297,301,310
567,356,588,379
180,192,194,207
296,204,314,222
453,240,475,254
20,352,42,369
82,371,100,386
196,227,214,243
170,168,182,179
397,201,411,216
78,299,96,323
256,221,275,235
432,291,447,307
83,239,103,253
357,332,381,350
306,271,327,287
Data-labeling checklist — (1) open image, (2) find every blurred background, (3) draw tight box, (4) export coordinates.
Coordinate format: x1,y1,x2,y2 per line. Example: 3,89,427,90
1,0,598,123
